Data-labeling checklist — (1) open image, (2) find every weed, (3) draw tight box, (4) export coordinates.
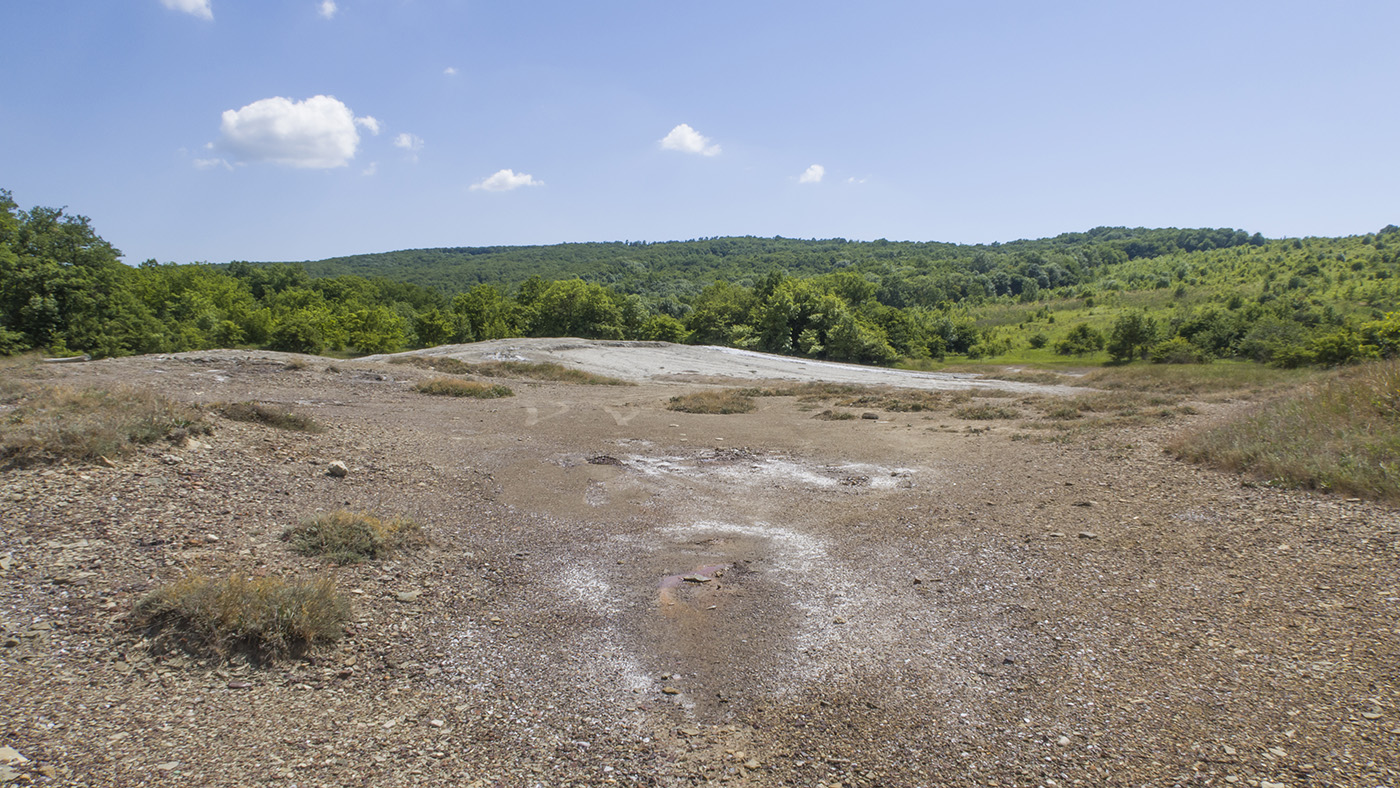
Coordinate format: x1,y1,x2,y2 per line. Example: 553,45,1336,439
813,409,856,420
282,510,426,564
391,356,630,385
133,572,349,663
0,383,209,467
1168,359,1400,502
414,378,514,398
216,401,322,432
283,358,310,371
667,390,756,414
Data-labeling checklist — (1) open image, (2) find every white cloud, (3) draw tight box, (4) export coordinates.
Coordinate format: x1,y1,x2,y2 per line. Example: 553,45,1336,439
470,169,542,192
444,66,458,76
355,116,380,135
318,0,337,19
660,123,720,156
394,132,424,162
362,162,378,176
799,164,825,184
161,0,212,20
193,157,232,171
217,95,368,168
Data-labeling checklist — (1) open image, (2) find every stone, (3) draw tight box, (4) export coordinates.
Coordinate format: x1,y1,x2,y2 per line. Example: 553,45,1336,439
395,590,422,603
1260,781,1287,788
682,575,712,583
744,759,760,769
861,412,879,420
1077,531,1099,540
327,461,349,478
0,747,27,765
661,687,681,695
1056,736,1071,747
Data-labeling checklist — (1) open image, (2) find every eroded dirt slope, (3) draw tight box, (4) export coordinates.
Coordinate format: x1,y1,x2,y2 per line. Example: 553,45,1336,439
1,345,1396,787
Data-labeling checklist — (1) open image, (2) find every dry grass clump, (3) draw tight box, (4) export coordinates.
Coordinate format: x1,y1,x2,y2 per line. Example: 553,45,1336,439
953,403,1020,420
474,360,631,386
741,382,872,399
1168,360,1400,501
389,356,474,375
1078,363,1316,399
391,356,630,385
282,510,426,564
813,409,857,421
216,401,322,432
132,573,349,663
667,390,757,414
0,383,209,467
414,378,514,398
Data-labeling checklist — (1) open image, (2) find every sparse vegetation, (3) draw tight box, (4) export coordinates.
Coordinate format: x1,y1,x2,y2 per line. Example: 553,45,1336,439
813,409,856,420
667,390,756,414
132,572,349,663
954,403,1020,420
216,401,322,432
282,510,426,564
414,378,514,398
0,383,209,467
391,356,630,385
1169,360,1400,501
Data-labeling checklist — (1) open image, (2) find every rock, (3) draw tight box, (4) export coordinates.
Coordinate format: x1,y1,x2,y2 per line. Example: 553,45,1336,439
1223,745,1237,756
1260,781,1287,788
227,681,252,689
661,686,681,695
1048,531,1066,538
327,461,349,478
681,575,712,584
0,746,28,764
744,759,760,769
1361,712,1383,720
395,590,422,603
861,412,879,420
1077,531,1098,540
1056,736,1071,747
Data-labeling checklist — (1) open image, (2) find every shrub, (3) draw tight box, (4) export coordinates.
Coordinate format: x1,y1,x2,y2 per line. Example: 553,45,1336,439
667,390,756,414
813,409,856,420
0,383,210,467
282,510,426,564
1149,337,1210,364
133,573,349,663
216,401,322,432
414,378,513,398
1055,324,1105,356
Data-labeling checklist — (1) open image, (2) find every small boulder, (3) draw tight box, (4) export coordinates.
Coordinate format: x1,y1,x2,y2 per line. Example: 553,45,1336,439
327,461,349,478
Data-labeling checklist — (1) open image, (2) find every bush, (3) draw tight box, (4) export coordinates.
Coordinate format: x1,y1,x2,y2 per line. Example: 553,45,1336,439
216,401,322,432
1055,324,1105,356
667,390,756,414
283,510,425,564
0,383,210,467
414,378,514,398
1149,337,1210,364
133,573,349,663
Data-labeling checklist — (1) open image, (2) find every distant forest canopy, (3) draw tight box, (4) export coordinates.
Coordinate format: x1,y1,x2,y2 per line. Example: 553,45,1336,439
3,188,1400,368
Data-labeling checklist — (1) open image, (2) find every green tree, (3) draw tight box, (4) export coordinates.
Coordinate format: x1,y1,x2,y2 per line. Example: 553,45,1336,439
1106,312,1157,362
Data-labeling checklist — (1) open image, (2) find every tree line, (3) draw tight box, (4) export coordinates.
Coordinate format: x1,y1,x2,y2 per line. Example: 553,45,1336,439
2,188,1398,368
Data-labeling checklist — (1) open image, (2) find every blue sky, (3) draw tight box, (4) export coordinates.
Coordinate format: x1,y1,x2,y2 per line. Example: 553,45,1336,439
3,1,1397,265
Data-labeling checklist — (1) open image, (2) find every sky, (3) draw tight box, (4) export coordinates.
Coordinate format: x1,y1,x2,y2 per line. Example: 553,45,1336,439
2,1,1398,265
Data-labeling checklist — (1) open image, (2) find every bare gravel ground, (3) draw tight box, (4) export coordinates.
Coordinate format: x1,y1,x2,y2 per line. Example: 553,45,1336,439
1,343,1397,788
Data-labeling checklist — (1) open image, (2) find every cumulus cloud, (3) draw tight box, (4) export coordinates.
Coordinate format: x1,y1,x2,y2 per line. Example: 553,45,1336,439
444,66,458,76
217,95,371,168
318,0,336,19
355,116,380,135
161,0,212,19
470,169,542,192
798,164,825,184
660,123,720,156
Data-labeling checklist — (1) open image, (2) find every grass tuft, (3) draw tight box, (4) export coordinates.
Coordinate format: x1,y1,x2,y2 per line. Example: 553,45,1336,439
1168,360,1400,502
813,409,856,421
954,403,1020,420
282,510,426,564
391,356,630,385
667,390,757,414
216,401,322,432
0,383,209,467
132,573,349,663
414,378,514,398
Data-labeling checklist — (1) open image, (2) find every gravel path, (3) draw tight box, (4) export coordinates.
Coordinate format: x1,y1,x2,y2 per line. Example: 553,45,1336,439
1,347,1396,787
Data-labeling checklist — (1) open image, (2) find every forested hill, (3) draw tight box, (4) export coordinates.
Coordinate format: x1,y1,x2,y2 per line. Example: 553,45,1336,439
276,228,1270,300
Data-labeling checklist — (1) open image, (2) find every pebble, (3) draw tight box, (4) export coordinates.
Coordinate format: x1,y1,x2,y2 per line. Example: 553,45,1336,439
1077,531,1098,540
395,590,422,603
1056,736,1071,747
0,747,28,765
327,461,349,478
661,687,681,695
